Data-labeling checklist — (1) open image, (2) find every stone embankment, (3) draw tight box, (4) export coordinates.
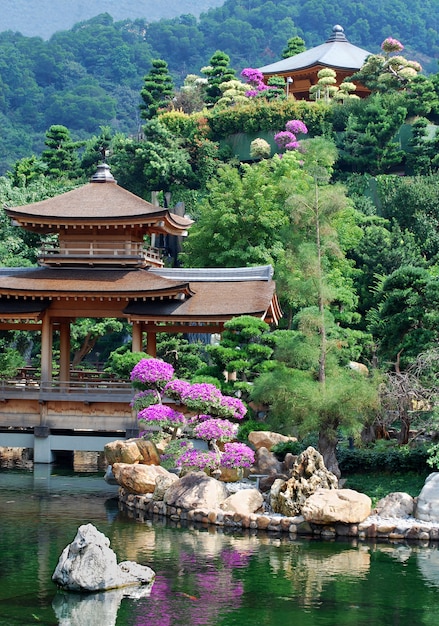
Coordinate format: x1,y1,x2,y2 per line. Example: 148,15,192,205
119,489,439,544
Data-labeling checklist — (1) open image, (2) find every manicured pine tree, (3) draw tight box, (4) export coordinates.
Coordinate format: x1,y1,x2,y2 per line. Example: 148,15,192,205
140,59,174,120
202,50,236,106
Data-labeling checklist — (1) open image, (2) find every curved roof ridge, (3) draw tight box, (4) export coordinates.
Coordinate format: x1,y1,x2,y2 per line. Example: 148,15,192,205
149,265,274,282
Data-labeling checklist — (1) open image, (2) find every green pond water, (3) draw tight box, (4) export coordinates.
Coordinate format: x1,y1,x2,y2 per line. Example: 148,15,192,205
1,467,439,626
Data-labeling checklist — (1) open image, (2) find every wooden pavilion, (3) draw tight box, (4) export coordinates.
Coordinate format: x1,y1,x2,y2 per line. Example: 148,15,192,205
259,25,372,100
0,164,281,459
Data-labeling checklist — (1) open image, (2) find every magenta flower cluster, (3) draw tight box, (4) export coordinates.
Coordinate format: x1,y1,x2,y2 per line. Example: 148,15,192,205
274,119,308,152
286,119,308,135
193,418,238,442
163,378,191,400
130,358,174,387
219,395,247,420
177,448,219,471
221,442,255,469
241,67,269,97
138,404,185,425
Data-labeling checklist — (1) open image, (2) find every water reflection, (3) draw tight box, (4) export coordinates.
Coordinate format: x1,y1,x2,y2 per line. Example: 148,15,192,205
2,469,439,626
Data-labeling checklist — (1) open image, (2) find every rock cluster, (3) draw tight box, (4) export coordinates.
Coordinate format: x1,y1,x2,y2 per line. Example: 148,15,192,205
270,446,339,516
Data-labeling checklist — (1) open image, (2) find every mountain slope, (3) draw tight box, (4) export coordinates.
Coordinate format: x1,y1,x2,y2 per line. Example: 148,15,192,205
0,0,225,39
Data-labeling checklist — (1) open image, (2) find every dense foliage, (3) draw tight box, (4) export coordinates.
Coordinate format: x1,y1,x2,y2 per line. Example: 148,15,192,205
0,0,438,170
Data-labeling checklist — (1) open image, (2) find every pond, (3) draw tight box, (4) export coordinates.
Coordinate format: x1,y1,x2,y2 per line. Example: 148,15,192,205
1,466,439,626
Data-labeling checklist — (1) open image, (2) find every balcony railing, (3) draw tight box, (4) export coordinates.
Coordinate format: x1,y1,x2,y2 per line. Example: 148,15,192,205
0,375,134,402
38,243,164,268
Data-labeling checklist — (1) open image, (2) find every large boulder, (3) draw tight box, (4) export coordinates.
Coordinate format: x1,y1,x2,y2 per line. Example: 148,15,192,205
270,446,338,516
220,488,264,515
248,431,297,451
104,438,161,466
52,523,155,593
415,473,439,522
252,446,284,475
302,488,372,524
164,471,228,510
112,462,177,494
104,440,142,465
135,439,161,465
375,492,414,518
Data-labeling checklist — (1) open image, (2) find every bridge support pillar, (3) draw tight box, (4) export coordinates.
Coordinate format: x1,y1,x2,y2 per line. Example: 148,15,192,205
33,426,55,464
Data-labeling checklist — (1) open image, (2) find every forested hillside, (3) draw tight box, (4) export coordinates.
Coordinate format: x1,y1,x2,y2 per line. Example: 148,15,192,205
0,0,438,171
0,0,224,39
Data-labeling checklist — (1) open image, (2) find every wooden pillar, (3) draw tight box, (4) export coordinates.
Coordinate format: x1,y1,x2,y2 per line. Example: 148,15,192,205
132,322,143,353
146,329,157,357
59,322,71,383
40,313,53,385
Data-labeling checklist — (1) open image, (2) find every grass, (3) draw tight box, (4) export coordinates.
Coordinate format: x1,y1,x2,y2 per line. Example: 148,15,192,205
342,470,431,508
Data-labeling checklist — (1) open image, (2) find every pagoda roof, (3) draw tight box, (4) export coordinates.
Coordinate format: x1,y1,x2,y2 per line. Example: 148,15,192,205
0,266,281,324
259,25,371,75
4,164,193,234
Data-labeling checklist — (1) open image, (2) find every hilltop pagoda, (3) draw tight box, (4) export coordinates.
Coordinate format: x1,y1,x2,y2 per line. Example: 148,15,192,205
259,25,372,100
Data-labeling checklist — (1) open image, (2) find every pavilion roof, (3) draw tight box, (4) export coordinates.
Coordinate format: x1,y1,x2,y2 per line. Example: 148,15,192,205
0,266,281,324
259,25,371,75
4,164,193,234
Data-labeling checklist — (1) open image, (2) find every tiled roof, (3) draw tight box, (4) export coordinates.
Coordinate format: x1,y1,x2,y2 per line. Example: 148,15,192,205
259,25,371,74
0,267,280,322
0,268,191,297
5,170,193,230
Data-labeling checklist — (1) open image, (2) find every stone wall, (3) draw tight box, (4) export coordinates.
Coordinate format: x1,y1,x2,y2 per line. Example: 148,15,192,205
119,488,439,544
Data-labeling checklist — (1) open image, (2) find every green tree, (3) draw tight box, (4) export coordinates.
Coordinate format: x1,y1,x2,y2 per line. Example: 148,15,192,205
140,59,174,120
282,36,306,59
368,265,439,371
202,51,236,106
41,125,83,180
181,151,306,269
335,94,407,175
110,118,192,195
251,329,380,478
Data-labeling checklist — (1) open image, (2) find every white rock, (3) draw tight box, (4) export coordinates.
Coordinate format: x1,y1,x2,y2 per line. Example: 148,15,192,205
415,473,439,522
52,523,155,592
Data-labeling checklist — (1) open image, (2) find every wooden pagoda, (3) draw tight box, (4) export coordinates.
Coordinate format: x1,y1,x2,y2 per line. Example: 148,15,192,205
0,164,281,459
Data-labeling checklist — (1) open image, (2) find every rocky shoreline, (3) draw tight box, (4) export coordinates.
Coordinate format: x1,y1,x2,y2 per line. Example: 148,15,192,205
119,488,439,544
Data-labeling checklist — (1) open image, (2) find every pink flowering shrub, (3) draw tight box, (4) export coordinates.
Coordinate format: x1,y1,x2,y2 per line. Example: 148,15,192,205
274,119,308,152
221,442,255,469
130,358,253,477
130,357,174,389
193,418,238,442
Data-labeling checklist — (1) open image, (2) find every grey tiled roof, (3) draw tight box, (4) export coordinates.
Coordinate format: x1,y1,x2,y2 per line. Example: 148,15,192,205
259,25,371,74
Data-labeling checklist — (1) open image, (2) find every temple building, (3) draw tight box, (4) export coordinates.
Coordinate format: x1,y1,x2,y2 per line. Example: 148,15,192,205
259,25,372,100
0,164,281,459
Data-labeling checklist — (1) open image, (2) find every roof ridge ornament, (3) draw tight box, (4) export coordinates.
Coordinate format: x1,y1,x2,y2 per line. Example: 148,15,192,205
90,163,116,183
326,25,349,43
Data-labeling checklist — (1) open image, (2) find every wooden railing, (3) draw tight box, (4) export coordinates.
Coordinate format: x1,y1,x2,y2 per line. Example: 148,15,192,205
0,376,134,401
37,244,163,267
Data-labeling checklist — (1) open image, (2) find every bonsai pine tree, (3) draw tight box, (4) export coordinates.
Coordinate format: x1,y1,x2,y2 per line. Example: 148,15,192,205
140,59,174,120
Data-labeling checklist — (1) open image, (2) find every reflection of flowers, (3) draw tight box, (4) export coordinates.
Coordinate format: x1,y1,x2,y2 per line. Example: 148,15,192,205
134,546,249,626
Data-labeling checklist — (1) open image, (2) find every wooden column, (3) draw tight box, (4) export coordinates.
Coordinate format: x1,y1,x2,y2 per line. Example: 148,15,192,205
146,329,157,357
59,322,71,383
132,322,143,353
40,313,53,385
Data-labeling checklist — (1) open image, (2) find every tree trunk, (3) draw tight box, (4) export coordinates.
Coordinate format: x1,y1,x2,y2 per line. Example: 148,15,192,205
318,431,341,479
